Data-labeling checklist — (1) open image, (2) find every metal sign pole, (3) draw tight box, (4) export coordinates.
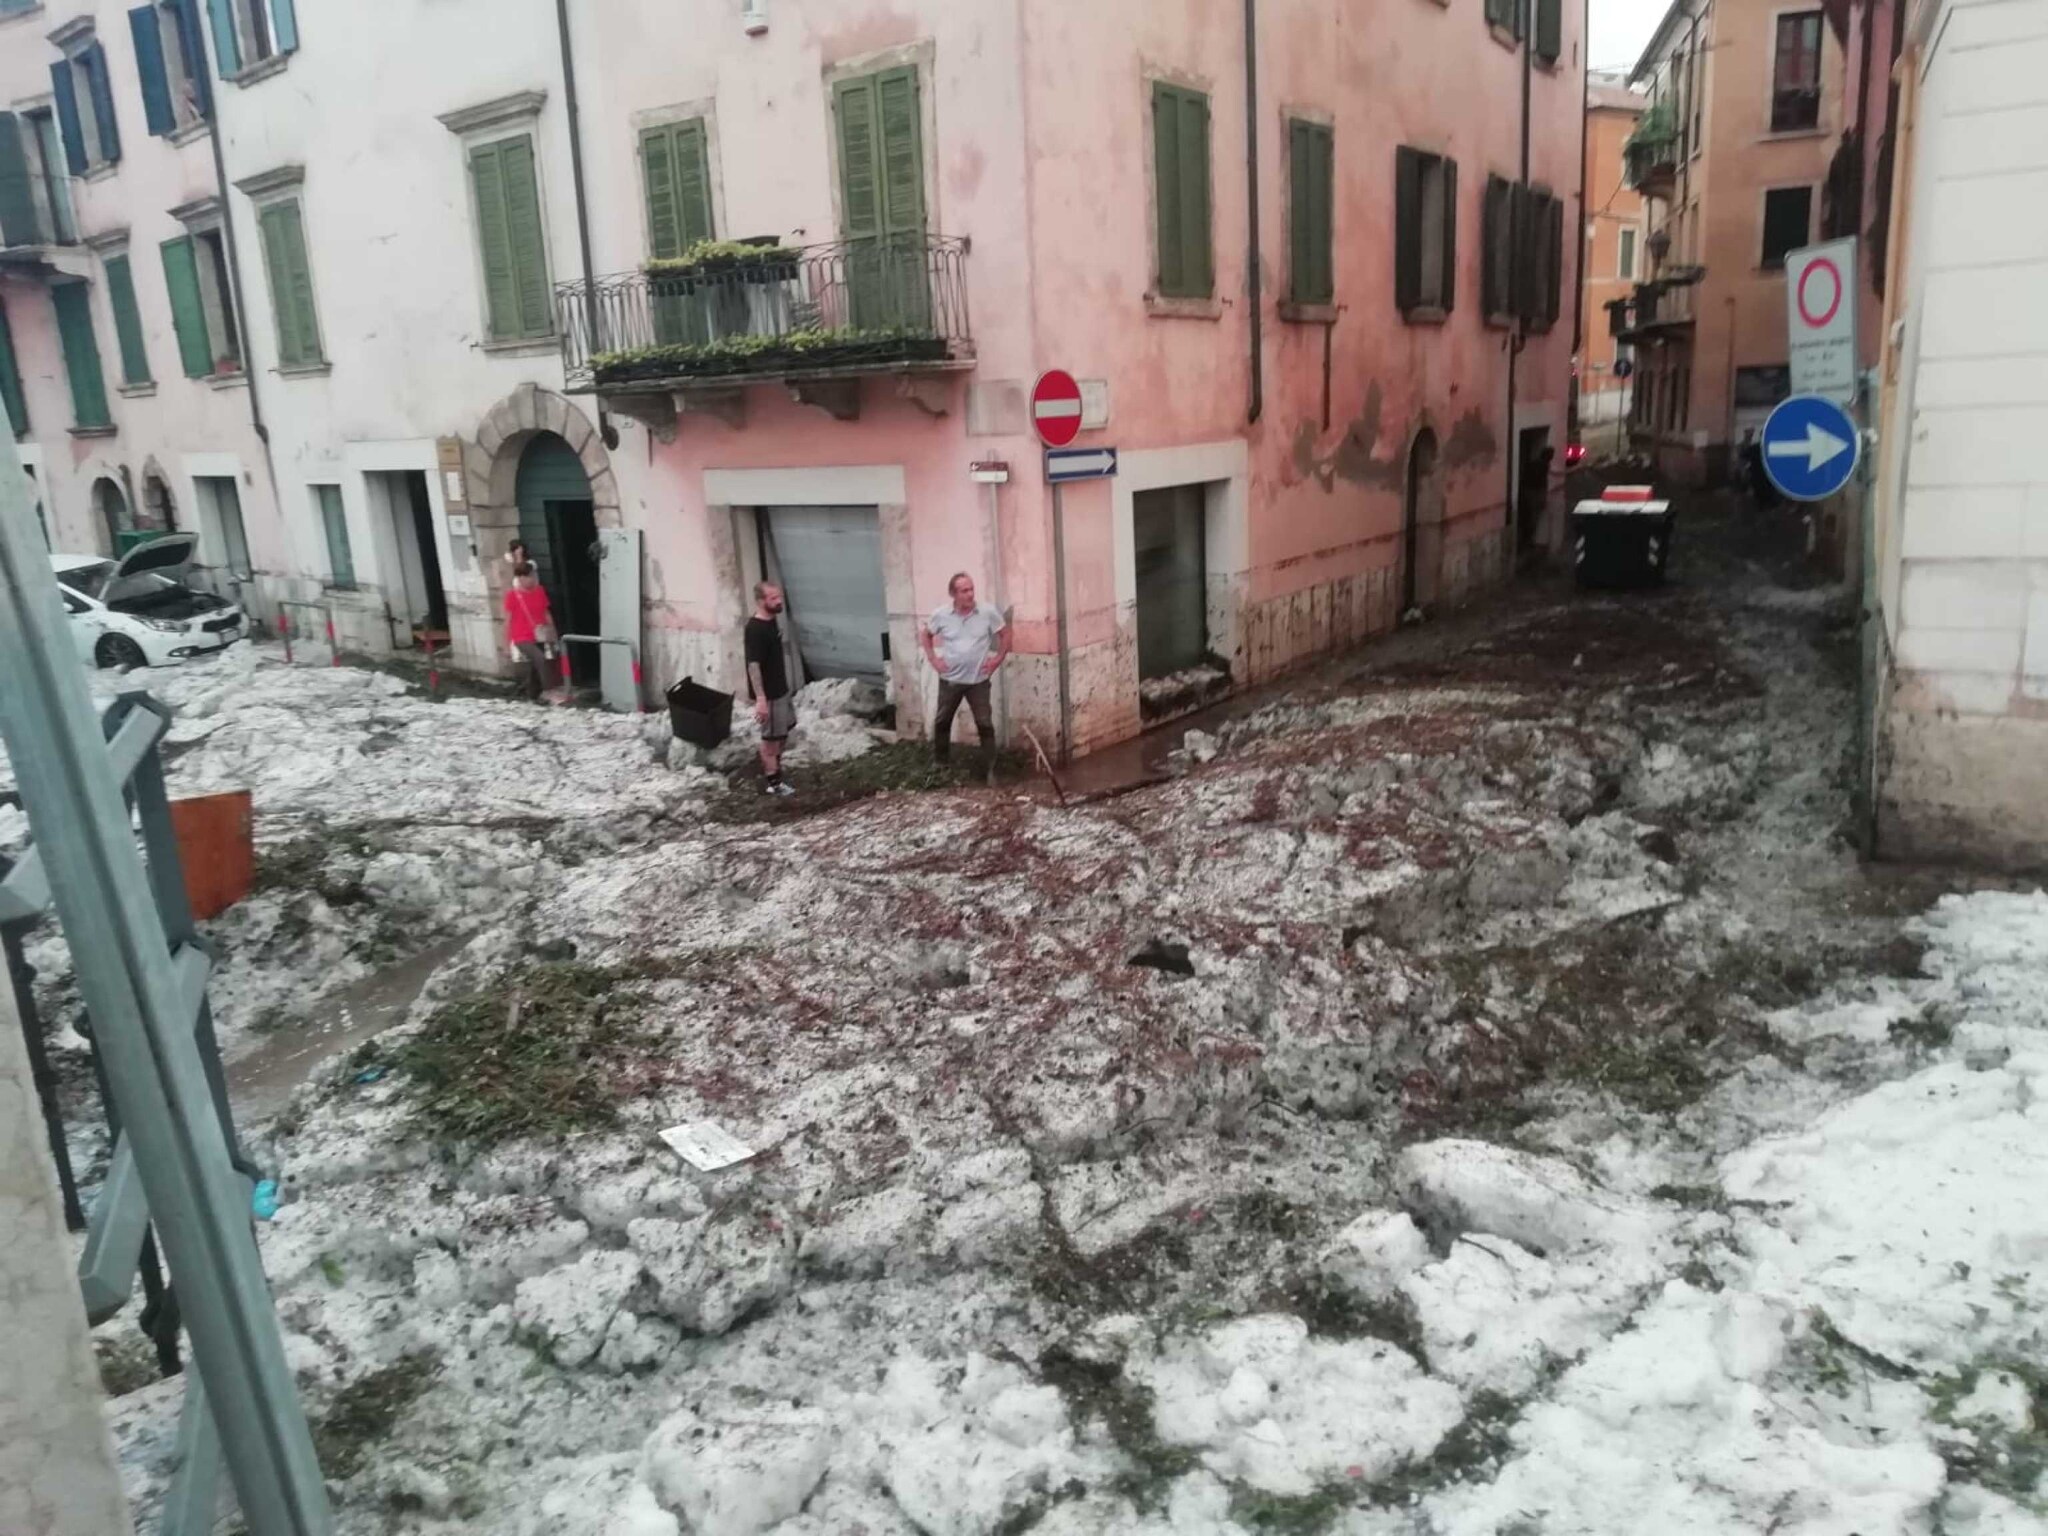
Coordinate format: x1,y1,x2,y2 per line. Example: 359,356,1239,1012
0,436,331,1531
1050,480,1073,764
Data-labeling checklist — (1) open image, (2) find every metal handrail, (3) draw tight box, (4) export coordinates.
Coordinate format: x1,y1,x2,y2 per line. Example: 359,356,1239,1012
554,234,973,390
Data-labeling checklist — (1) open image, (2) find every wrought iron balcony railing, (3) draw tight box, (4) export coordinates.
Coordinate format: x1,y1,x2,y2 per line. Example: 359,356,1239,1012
556,234,973,393
0,169,82,259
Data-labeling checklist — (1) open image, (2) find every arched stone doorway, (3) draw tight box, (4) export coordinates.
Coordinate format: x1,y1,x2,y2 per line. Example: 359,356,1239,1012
91,476,130,553
467,385,617,682
514,434,600,683
1402,429,1443,615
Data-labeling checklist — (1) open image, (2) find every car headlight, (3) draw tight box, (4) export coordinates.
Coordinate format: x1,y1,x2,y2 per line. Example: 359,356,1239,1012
140,618,187,633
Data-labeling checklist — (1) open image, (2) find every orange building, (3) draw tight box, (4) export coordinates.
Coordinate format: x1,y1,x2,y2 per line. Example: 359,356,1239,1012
1579,74,1647,450
1614,0,1890,483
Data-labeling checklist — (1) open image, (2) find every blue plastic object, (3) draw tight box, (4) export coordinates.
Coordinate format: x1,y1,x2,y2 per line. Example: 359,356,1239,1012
250,1178,280,1221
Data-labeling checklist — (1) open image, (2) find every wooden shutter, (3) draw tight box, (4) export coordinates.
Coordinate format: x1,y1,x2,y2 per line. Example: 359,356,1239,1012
1439,158,1459,315
0,114,39,247
498,137,552,338
875,68,925,239
1482,175,1510,320
1394,146,1422,313
49,63,88,174
105,254,150,384
1152,84,1184,295
1289,121,1313,303
258,201,319,365
269,0,297,53
84,43,121,164
1545,194,1563,327
1304,123,1333,305
1535,0,1562,63
130,7,176,137
205,0,241,75
1152,84,1212,299
316,485,352,586
52,282,110,428
174,0,213,117
470,142,517,338
160,235,213,376
0,298,26,438
836,75,881,243
642,121,714,261
1180,90,1212,296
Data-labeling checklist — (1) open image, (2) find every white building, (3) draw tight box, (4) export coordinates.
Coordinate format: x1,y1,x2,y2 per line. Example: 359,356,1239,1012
1868,0,2048,866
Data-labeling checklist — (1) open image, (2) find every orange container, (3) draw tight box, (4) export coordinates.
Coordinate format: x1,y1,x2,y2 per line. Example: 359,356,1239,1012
168,790,255,920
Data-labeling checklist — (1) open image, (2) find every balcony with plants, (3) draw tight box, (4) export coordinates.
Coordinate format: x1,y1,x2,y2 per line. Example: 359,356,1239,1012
1623,99,1680,200
556,235,973,395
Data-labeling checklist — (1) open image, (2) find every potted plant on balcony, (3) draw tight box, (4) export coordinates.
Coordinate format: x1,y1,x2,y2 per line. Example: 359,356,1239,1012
645,238,802,347
590,325,949,388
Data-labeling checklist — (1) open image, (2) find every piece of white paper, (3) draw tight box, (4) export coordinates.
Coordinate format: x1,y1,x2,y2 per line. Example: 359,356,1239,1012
658,1120,754,1171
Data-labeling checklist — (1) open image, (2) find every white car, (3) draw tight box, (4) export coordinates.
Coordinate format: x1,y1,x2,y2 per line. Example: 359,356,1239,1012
52,534,248,669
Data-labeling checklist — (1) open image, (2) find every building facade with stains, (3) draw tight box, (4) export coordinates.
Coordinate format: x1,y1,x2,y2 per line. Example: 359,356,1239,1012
4,0,1583,757
1614,0,1895,487
1866,0,2048,868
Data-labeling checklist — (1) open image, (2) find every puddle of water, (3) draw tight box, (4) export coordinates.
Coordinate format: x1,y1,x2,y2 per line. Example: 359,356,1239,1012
228,938,466,1123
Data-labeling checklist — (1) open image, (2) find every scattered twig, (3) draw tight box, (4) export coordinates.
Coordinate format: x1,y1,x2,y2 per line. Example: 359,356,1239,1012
1020,724,1066,806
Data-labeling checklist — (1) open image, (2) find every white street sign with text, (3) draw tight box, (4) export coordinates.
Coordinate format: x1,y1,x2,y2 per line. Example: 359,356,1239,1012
1785,238,1859,406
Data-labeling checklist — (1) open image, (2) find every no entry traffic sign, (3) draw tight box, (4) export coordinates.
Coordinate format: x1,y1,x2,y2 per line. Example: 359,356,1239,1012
1031,370,1084,449
1785,238,1858,406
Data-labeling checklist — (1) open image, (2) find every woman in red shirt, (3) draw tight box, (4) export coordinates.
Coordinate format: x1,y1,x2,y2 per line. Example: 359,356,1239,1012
503,562,556,702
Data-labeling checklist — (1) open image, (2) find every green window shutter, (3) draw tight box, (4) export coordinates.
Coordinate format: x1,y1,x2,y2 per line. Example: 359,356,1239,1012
469,141,518,340
315,484,353,586
1535,0,1562,62
1439,158,1459,315
52,282,110,428
875,67,924,238
205,0,241,76
269,0,297,53
104,254,150,385
1292,122,1333,305
1179,90,1212,297
1481,176,1508,320
1152,84,1184,296
835,76,881,242
84,43,122,165
0,112,40,247
1309,125,1333,305
1394,146,1423,313
160,235,213,376
129,7,177,137
259,201,320,365
642,120,714,261
641,126,679,260
498,137,552,339
1153,84,1212,299
0,297,26,438
50,63,89,174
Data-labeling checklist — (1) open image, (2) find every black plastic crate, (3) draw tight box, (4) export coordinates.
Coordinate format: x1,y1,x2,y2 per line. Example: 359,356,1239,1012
665,677,734,749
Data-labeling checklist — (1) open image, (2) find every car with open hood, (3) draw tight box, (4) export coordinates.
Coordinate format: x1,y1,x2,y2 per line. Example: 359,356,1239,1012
51,534,247,669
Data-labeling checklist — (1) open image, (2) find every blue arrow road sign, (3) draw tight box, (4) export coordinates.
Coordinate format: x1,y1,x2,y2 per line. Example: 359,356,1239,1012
1759,393,1860,502
1045,447,1118,483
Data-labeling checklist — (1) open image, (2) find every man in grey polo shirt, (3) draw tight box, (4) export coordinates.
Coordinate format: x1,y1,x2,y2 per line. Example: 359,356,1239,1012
921,571,1010,780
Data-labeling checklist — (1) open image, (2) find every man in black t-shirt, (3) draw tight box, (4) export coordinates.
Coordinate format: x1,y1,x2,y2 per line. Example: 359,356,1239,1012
744,582,796,796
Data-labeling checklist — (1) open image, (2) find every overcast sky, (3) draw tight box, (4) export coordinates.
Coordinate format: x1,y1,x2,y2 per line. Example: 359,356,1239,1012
1589,0,1675,73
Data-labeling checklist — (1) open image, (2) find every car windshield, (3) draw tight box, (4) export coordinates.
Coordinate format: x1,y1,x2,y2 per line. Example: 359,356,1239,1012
56,563,115,600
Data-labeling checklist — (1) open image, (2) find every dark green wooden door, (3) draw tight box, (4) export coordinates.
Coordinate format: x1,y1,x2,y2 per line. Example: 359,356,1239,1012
514,433,600,683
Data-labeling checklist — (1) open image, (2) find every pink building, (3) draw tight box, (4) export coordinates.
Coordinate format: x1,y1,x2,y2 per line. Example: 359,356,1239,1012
561,0,1585,755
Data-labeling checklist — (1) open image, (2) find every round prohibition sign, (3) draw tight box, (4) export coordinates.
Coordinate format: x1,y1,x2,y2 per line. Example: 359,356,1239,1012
1797,258,1844,329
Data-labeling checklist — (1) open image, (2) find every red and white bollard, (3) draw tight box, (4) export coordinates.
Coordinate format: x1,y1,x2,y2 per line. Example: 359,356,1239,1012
279,605,293,666
630,652,648,712
424,635,439,698
324,613,339,668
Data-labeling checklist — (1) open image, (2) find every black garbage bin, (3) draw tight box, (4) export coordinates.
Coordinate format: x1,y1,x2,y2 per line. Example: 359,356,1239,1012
1571,488,1676,589
665,678,734,749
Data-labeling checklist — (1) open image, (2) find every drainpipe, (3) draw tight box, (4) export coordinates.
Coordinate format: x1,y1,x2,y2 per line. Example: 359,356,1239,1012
202,83,282,617
1243,0,1263,424
555,0,609,439
1569,0,1590,429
